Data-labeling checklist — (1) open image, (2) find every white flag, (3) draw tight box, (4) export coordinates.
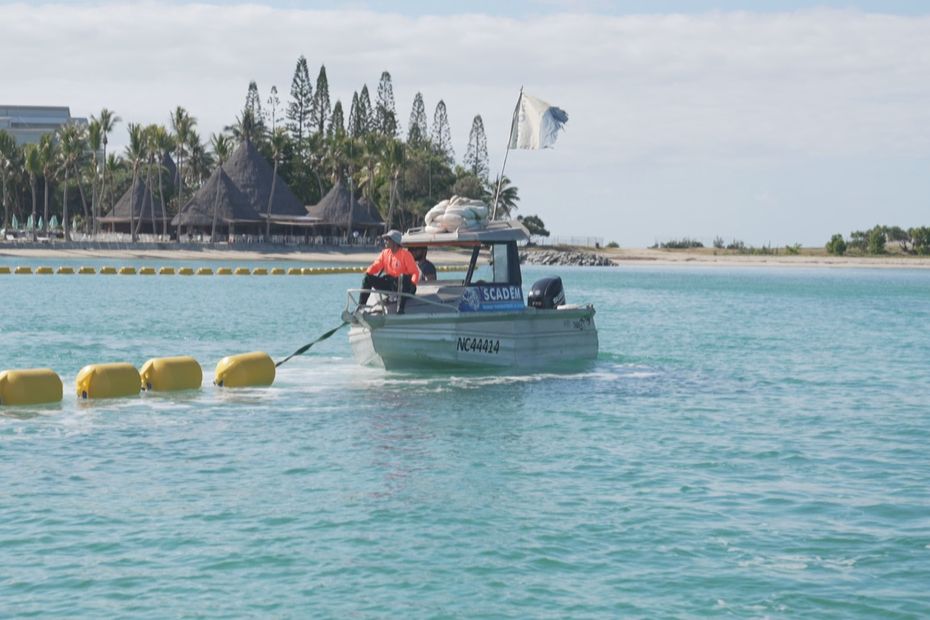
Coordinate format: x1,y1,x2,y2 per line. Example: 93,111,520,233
508,93,568,150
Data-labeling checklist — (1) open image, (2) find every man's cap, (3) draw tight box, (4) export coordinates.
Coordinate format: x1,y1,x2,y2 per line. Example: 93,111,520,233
381,229,403,245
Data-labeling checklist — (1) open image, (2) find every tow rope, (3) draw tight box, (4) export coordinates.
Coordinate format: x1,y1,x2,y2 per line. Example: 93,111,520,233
275,321,349,368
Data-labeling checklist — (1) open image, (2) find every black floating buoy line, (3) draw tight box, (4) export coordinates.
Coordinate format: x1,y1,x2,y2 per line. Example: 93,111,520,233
274,321,350,368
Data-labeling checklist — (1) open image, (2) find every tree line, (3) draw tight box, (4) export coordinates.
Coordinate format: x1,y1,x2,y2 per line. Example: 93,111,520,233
0,56,521,242
826,225,930,256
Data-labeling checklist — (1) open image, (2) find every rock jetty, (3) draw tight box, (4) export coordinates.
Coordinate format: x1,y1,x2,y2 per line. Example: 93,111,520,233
520,248,616,267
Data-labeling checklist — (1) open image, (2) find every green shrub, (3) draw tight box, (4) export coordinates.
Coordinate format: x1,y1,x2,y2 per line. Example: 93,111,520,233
826,234,847,256
606,241,619,248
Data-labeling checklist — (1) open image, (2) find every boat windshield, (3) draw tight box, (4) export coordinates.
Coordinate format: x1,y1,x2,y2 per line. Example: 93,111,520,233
468,241,522,286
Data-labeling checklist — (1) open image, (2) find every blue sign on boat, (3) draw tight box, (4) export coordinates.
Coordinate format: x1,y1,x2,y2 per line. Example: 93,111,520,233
458,285,525,312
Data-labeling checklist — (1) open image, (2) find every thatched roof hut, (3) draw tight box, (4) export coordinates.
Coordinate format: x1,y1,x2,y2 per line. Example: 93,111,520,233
306,181,385,234
99,177,169,232
172,166,262,229
222,140,306,217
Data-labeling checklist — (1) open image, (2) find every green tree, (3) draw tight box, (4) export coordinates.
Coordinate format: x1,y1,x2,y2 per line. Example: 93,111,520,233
92,108,120,233
908,226,930,255
358,85,373,134
518,214,549,237
825,233,847,256
170,106,195,242
407,92,427,145
58,122,87,241
491,175,519,218
244,80,266,133
125,123,146,242
287,55,313,146
348,91,366,137
23,144,40,240
37,133,58,236
430,100,454,162
464,115,489,180
209,132,232,242
0,130,16,229
150,125,175,237
328,100,345,140
375,71,397,137
265,128,288,240
311,65,331,135
867,226,886,255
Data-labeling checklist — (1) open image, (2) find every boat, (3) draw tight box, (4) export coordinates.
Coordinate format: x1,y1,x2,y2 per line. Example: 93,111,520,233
343,219,598,369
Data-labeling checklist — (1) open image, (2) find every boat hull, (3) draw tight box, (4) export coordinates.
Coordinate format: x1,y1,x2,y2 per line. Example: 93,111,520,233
348,305,598,369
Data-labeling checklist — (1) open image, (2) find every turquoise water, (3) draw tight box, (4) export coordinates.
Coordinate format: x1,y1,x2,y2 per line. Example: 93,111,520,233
2,263,929,618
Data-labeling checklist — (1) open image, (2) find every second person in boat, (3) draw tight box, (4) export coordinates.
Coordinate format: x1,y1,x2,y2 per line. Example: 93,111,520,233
357,229,420,314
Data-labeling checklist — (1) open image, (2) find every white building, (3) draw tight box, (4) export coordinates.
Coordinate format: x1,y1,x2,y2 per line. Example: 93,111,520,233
0,105,87,145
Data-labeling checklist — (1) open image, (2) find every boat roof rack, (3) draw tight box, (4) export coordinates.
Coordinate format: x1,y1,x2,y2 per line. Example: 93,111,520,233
403,219,530,246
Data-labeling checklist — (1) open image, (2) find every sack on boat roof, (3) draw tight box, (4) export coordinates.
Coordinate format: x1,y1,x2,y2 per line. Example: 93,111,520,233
424,195,490,233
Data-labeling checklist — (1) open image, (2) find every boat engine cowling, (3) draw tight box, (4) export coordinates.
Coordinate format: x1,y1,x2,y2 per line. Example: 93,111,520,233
528,276,566,309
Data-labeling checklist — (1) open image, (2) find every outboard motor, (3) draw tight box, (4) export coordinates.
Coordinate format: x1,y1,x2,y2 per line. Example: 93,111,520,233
528,276,566,309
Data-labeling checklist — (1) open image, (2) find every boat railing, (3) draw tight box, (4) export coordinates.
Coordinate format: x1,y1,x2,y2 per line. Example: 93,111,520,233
344,288,460,316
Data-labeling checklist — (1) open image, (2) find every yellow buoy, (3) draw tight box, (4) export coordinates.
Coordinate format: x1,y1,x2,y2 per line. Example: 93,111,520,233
159,266,175,275
252,268,268,276
99,266,117,275
271,267,285,275
79,266,96,274
15,266,32,274
36,266,54,274
119,266,136,275
196,267,213,275
75,363,141,400
57,266,75,274
287,267,302,275
140,356,203,392
301,267,316,275
234,267,250,275
216,267,233,275
139,267,156,275
214,352,275,388
178,267,194,276
0,369,63,406
0,266,10,274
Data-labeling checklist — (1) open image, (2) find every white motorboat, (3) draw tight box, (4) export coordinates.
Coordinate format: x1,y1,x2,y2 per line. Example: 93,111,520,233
343,220,598,369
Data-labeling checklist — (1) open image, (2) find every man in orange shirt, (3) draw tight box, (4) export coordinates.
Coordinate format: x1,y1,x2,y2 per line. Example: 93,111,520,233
358,229,420,314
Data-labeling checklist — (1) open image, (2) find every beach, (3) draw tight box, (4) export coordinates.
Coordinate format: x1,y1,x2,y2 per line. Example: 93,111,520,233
3,242,930,269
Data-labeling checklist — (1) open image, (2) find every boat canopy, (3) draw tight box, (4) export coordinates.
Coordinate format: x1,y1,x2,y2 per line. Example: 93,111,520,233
402,219,530,247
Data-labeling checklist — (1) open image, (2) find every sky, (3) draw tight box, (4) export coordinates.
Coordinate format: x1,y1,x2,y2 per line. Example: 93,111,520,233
3,1,930,246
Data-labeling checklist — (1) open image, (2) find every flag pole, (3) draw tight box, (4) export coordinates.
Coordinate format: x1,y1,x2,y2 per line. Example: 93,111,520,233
491,87,523,221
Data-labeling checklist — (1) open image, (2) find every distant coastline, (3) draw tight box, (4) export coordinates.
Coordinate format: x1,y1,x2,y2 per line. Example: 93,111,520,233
3,242,930,269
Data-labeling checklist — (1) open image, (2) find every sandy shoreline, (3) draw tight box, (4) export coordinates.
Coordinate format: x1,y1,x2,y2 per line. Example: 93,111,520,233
1,243,929,269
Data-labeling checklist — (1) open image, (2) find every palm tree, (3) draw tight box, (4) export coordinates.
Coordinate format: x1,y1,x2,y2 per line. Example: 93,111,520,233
229,108,264,146
170,107,194,242
265,128,287,240
87,119,102,233
0,130,16,229
150,125,175,238
383,140,405,230
23,144,40,240
125,123,146,242
209,132,232,242
491,175,520,219
37,133,58,236
58,122,86,241
93,108,120,234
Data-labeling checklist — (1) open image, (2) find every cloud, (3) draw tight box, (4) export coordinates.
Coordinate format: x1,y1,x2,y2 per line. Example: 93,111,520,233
3,2,930,244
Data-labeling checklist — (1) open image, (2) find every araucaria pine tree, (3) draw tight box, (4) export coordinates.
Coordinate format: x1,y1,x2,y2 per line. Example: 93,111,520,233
311,65,331,135
431,100,454,162
244,81,266,134
358,85,373,134
329,100,345,139
407,92,428,145
286,55,313,145
464,115,489,179
348,92,366,137
376,71,398,137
